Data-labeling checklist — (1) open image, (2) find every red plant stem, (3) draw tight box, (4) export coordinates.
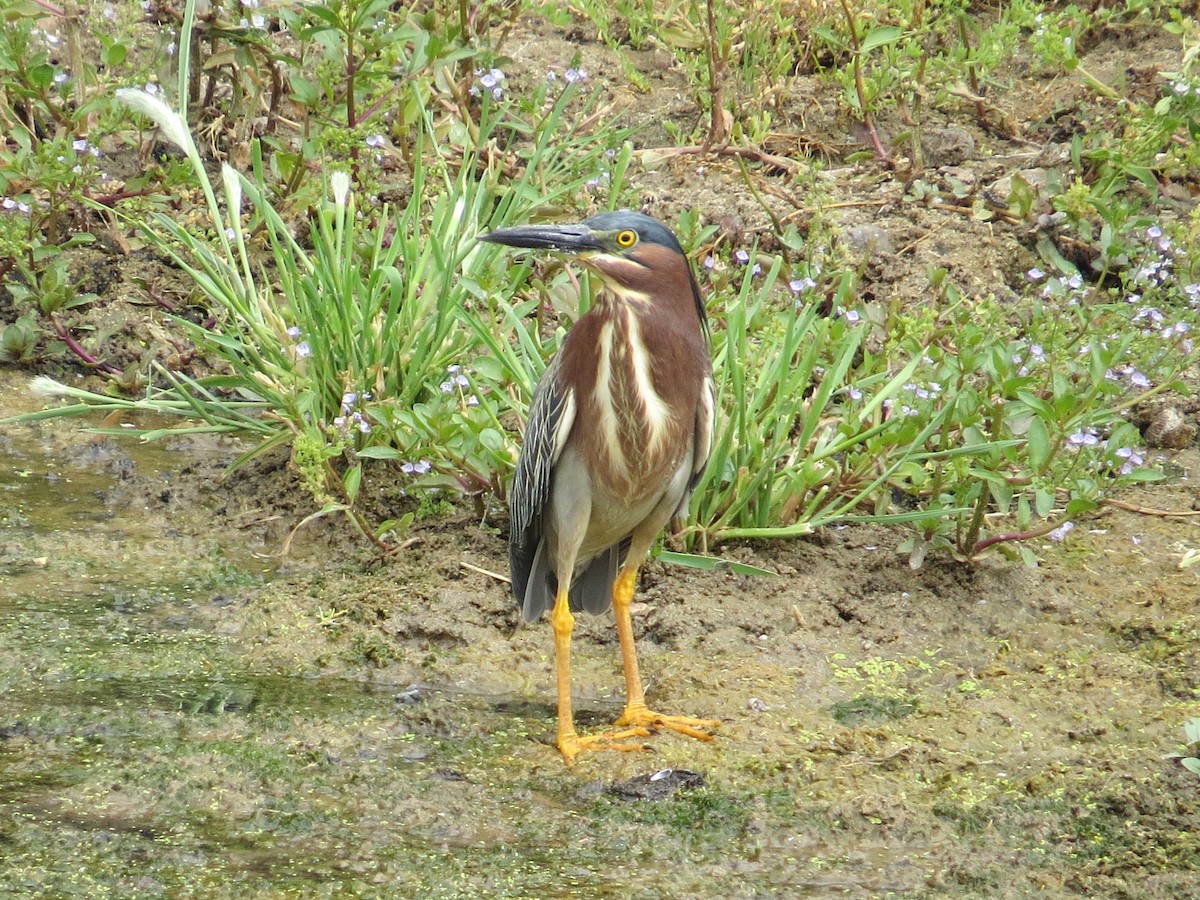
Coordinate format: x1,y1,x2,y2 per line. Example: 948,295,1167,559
87,187,162,207
970,519,1066,556
50,316,123,375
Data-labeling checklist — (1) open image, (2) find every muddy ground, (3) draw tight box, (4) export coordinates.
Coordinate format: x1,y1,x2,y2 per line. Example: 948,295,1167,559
4,3,1200,898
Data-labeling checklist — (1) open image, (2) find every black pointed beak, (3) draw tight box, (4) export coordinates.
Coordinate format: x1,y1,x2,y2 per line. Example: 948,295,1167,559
478,223,605,254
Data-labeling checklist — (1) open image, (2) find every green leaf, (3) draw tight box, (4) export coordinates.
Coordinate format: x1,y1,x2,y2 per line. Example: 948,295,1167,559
1027,415,1051,473
102,42,128,68
1034,486,1054,519
1018,545,1039,568
860,26,902,53
1124,467,1166,483
343,463,362,503
1185,718,1200,744
356,446,403,460
657,550,776,577
1065,496,1099,517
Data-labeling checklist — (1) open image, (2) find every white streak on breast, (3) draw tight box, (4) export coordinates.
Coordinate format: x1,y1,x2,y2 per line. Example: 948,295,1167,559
626,311,671,455
593,320,628,476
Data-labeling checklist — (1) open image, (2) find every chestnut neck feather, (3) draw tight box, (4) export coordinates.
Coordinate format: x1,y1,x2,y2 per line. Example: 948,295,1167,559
556,244,709,497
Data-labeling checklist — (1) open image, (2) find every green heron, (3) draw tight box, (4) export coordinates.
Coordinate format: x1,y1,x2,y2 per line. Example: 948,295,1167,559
479,210,720,764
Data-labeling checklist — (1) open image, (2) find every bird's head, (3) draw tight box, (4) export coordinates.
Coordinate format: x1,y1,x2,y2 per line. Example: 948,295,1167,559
479,210,706,328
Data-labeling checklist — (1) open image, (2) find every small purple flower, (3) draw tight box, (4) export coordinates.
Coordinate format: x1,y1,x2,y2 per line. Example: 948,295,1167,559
341,392,358,413
846,386,863,401
1067,429,1099,447
1025,267,1045,282
475,67,504,99
843,309,861,324
401,459,432,476
734,249,750,265
1115,446,1143,462
1066,273,1083,291
1048,521,1074,542
564,67,588,84
295,341,311,358
789,277,815,293
365,134,387,149
1129,370,1150,389
286,326,302,339
1114,446,1144,475
1146,225,1162,240
703,255,716,270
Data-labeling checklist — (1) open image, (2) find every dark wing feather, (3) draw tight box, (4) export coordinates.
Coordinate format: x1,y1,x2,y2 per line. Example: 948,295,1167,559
675,373,716,516
509,355,575,617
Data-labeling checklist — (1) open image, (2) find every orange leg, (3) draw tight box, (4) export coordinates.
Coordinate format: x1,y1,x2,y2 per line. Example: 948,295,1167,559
551,585,651,765
611,566,721,741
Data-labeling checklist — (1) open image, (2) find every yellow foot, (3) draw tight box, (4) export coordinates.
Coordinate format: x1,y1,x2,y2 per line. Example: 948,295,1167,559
614,704,721,742
557,726,653,766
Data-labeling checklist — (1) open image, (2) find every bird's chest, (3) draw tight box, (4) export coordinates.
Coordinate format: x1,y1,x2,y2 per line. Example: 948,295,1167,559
577,310,689,499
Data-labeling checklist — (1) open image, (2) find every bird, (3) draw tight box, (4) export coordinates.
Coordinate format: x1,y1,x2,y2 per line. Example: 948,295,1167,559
479,210,720,764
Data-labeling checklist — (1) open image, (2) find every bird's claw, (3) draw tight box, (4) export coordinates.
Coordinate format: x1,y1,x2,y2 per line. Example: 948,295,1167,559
557,727,654,766
615,704,721,742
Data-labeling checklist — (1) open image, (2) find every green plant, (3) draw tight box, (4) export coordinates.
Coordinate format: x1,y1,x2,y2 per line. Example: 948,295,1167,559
679,251,970,550
8,28,621,536
1168,718,1200,775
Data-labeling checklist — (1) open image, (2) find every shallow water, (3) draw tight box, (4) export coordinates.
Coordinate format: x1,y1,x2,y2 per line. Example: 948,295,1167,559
0,379,406,894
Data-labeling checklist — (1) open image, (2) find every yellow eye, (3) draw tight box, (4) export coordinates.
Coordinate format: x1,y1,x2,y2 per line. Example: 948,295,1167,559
615,229,638,248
